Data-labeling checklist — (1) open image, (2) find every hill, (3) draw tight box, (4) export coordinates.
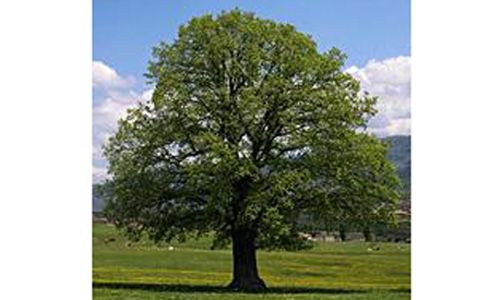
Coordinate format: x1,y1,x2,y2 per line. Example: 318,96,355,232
383,135,411,196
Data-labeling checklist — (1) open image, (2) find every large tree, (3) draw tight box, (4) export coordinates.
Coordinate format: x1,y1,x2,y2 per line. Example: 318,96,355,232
104,10,400,291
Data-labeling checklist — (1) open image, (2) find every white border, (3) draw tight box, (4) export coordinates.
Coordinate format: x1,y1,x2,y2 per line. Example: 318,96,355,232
413,0,500,298
0,1,91,299
1,1,500,299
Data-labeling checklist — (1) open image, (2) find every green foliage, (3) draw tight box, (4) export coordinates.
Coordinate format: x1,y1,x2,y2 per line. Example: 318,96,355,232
104,10,400,250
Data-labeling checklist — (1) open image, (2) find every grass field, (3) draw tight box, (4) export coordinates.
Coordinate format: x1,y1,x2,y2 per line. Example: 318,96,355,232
93,223,410,299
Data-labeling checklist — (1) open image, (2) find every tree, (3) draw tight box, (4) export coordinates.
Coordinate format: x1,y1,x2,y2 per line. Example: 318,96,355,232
103,10,400,291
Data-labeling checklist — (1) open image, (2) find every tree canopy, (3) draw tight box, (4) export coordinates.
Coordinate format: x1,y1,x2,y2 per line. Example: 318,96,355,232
103,10,400,291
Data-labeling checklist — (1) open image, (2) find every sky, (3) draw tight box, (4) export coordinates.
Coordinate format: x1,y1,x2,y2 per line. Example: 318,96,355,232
93,0,411,182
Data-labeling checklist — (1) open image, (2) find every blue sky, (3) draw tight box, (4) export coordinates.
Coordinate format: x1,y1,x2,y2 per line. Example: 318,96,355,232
92,0,411,182
94,0,410,87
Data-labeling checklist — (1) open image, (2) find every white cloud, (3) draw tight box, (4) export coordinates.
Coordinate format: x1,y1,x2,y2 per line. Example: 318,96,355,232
346,56,411,137
93,91,154,168
92,60,154,183
92,61,134,89
93,165,109,183
93,91,141,165
141,88,154,101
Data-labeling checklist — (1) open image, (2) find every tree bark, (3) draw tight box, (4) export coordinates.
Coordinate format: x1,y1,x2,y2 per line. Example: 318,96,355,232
363,227,374,242
227,228,267,291
339,223,347,242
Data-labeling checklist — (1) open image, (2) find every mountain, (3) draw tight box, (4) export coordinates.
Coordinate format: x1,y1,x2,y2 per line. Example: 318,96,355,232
383,135,411,197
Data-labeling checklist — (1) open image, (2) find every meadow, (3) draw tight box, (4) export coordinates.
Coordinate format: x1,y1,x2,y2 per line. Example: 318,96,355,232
93,223,410,299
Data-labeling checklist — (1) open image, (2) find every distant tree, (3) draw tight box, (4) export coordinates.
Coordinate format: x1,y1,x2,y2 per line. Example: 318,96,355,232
103,10,400,291
339,223,348,242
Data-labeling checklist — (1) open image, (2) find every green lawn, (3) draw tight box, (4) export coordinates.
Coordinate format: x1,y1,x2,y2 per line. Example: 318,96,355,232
93,223,410,299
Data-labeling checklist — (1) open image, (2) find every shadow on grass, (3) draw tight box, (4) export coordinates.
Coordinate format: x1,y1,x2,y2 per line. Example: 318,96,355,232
93,282,410,295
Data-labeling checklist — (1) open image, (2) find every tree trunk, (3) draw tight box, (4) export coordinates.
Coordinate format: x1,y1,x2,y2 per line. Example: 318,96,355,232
227,228,266,291
363,227,374,242
339,223,347,241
